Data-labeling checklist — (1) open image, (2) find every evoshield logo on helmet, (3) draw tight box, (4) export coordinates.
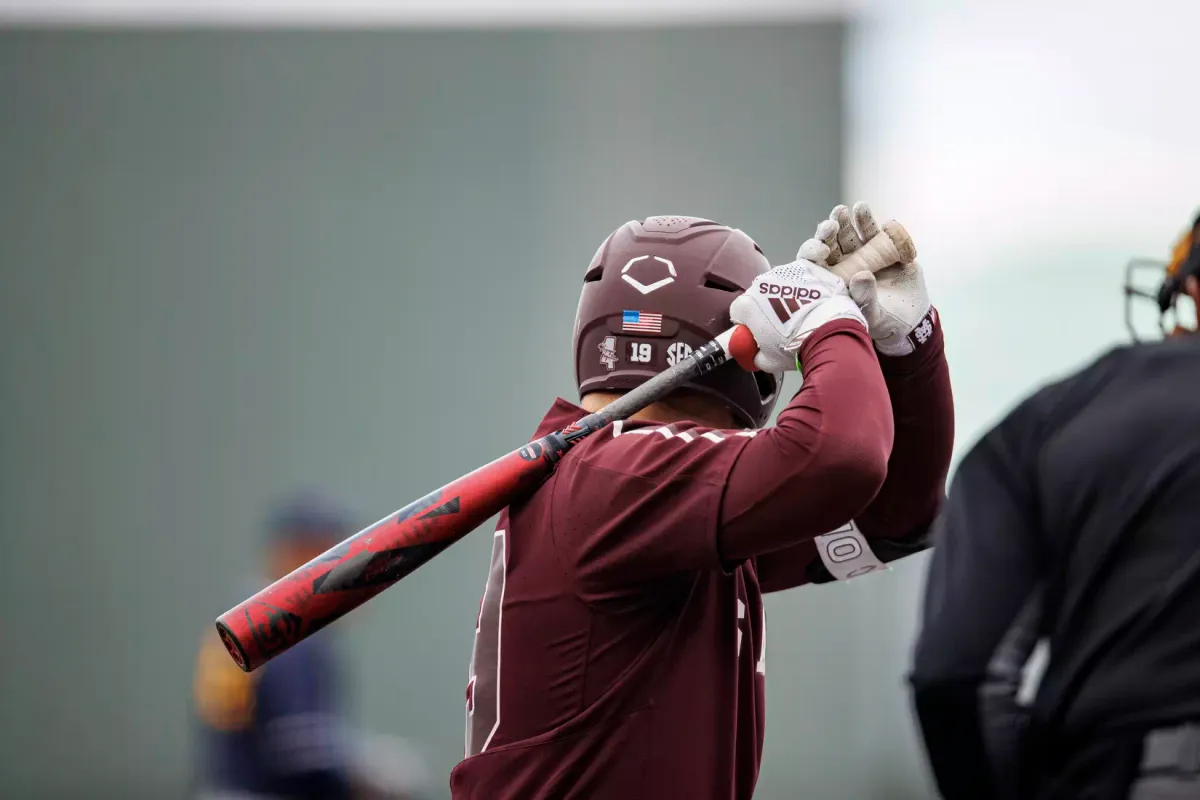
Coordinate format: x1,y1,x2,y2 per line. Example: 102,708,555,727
598,337,617,371
621,255,677,295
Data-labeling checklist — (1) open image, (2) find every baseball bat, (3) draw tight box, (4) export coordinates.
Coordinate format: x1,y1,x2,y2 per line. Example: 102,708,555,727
215,223,916,672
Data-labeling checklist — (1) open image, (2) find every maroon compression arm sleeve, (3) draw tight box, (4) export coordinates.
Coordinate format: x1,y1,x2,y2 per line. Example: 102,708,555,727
856,311,954,540
718,319,893,561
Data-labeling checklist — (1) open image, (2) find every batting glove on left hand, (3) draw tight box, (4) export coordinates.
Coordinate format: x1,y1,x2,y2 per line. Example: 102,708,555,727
820,202,933,357
728,232,867,374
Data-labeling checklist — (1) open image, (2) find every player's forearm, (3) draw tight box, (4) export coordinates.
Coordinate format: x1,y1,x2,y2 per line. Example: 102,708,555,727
856,312,953,541
758,317,952,589
719,320,892,560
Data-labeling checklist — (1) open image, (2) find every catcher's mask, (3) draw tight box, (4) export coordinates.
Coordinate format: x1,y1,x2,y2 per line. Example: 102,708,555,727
1124,212,1200,340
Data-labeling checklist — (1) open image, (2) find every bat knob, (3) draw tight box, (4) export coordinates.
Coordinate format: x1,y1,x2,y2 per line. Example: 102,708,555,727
883,220,918,263
215,621,254,673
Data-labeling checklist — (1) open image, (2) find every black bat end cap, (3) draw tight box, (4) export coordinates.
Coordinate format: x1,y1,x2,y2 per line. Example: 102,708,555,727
215,621,253,673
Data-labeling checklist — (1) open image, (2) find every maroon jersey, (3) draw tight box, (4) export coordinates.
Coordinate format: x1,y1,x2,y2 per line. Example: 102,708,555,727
450,319,952,799
456,400,769,800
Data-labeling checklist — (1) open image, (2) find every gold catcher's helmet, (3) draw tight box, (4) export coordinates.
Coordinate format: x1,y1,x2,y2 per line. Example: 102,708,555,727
1124,211,1200,340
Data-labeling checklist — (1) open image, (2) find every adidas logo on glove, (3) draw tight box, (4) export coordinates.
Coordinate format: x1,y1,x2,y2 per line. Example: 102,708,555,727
757,283,824,322
757,283,824,301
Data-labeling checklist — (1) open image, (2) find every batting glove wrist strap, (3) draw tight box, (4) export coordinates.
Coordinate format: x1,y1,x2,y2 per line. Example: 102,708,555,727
848,263,933,357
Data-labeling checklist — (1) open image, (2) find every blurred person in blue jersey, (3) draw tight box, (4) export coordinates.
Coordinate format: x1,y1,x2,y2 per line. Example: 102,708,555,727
909,212,1200,800
192,489,430,800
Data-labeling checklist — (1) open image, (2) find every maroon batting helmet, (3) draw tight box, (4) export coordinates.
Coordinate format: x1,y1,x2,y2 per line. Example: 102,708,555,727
573,215,781,429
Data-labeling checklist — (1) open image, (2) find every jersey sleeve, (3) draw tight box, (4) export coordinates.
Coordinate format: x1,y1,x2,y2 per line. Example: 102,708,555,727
908,358,1106,800
551,320,892,604
193,631,258,733
719,321,893,560
754,311,953,593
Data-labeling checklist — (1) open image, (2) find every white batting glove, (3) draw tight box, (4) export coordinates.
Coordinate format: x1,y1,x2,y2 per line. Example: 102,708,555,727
729,234,868,373
822,202,932,357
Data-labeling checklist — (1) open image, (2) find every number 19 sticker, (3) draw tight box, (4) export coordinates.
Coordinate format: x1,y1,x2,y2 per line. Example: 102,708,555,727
628,342,654,363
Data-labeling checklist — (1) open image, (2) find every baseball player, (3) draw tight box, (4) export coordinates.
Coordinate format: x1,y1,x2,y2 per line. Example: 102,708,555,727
451,205,954,799
193,490,429,800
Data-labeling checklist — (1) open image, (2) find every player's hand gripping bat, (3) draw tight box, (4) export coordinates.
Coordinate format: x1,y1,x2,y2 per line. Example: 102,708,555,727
215,223,917,672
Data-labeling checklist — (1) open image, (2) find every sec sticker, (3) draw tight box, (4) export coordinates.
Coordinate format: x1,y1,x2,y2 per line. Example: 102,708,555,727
666,341,693,366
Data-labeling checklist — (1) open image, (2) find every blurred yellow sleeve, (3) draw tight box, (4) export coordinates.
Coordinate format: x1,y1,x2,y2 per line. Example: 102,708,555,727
193,631,258,732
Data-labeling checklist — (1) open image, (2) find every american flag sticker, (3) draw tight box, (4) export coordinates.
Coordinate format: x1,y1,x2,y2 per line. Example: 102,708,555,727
622,310,663,333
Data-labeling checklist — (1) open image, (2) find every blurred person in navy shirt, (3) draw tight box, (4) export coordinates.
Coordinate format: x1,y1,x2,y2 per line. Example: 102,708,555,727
192,490,429,800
